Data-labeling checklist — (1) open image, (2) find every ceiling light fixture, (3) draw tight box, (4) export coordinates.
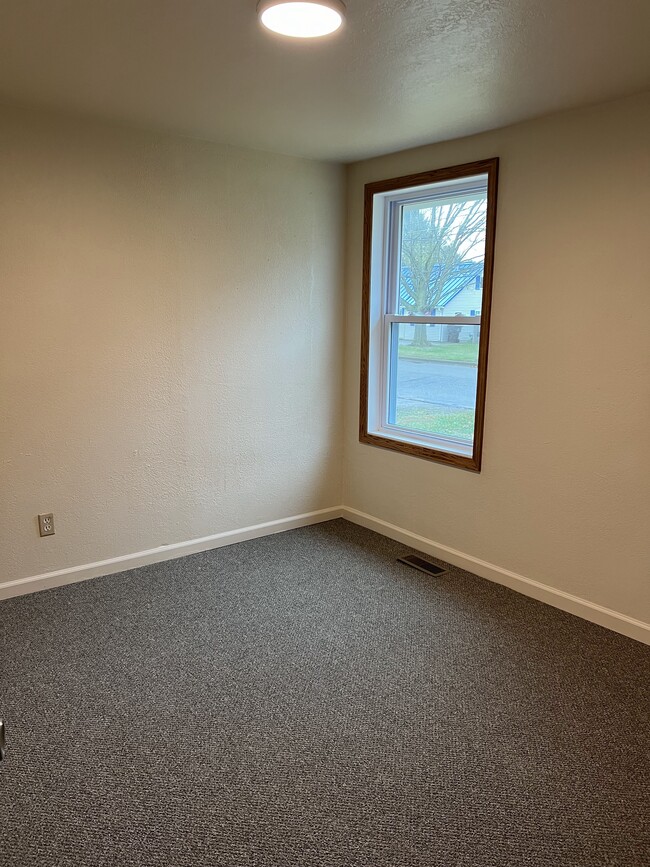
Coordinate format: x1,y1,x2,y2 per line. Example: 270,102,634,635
257,0,346,38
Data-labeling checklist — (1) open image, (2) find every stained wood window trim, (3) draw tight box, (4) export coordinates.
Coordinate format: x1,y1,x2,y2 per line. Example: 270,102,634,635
359,158,499,472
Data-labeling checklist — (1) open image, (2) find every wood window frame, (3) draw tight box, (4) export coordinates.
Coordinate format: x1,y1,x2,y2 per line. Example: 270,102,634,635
359,158,499,472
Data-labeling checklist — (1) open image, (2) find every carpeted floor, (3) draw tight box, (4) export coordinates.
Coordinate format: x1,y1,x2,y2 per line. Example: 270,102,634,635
1,519,649,866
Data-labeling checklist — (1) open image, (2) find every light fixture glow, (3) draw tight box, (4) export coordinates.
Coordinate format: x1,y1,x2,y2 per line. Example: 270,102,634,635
257,0,345,38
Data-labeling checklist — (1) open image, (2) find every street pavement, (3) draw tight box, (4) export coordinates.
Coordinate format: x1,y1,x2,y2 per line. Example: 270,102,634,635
396,358,477,410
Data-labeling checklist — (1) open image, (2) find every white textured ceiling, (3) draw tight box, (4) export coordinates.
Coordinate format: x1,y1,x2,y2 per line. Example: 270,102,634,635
0,0,648,161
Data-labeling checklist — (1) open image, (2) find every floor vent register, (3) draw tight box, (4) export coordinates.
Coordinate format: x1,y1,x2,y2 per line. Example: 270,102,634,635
397,554,447,577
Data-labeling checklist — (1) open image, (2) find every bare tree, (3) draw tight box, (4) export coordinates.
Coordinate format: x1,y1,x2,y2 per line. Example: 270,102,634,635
399,198,486,346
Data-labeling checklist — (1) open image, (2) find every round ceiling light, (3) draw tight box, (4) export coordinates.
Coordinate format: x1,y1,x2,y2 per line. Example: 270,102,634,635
257,0,346,38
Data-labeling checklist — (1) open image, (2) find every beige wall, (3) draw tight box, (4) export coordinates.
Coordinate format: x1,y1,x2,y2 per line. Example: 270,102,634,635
2,93,648,626
0,106,345,582
344,92,650,622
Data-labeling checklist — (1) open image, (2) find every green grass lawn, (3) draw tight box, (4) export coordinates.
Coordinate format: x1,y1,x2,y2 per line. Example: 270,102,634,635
398,342,479,364
395,406,475,440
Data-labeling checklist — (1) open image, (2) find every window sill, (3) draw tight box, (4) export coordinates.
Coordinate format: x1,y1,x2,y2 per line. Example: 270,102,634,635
360,428,481,472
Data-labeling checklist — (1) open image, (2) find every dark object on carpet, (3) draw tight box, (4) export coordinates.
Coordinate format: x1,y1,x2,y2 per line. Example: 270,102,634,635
1,519,649,866
397,553,447,576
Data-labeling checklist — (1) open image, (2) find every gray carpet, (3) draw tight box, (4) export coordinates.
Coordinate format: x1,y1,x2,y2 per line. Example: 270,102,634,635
1,519,649,866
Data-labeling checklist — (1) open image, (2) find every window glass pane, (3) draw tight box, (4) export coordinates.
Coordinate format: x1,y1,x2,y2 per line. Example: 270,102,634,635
388,323,480,442
397,191,487,316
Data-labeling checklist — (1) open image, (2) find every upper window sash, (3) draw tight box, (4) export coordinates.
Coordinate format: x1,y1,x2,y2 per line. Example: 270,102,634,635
384,179,489,318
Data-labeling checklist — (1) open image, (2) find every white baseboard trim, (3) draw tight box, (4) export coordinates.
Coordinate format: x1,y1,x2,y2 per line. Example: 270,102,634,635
4,504,648,646
341,507,650,646
0,507,343,602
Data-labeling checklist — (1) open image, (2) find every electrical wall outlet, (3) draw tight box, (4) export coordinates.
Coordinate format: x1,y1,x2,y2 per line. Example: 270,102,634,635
38,513,55,537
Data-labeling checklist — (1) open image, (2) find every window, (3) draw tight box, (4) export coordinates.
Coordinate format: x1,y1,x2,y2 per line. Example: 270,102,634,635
360,159,498,471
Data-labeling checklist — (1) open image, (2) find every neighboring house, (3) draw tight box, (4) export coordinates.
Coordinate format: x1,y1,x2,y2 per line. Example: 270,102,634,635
399,261,483,344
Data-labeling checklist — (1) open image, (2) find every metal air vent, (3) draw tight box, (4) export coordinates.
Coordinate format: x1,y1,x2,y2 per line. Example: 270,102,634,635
397,554,447,576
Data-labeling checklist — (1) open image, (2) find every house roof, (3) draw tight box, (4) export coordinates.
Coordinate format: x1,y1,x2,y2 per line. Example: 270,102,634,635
400,261,483,312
